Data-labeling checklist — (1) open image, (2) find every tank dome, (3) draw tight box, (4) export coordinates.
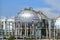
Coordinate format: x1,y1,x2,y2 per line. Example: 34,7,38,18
55,17,60,29
15,8,39,23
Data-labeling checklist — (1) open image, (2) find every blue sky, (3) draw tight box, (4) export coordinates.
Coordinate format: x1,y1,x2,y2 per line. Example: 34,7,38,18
0,0,60,18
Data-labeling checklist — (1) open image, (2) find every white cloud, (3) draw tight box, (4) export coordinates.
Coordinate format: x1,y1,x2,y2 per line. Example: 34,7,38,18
33,0,60,19
45,0,60,11
40,8,59,19
34,7,59,19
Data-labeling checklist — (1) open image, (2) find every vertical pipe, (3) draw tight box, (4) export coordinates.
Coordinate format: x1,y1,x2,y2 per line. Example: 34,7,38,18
53,20,55,40
16,22,18,40
32,23,34,39
48,20,51,39
19,22,20,38
36,26,37,40
5,21,6,37
16,28,17,40
54,27,55,40
20,22,22,37
21,23,22,38
30,26,31,38
27,23,28,37
46,26,47,38
18,22,19,36
25,23,26,37
9,22,10,37
46,20,48,39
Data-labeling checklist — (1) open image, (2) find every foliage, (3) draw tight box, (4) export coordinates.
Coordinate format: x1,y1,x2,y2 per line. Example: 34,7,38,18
26,38,33,40
8,35,15,40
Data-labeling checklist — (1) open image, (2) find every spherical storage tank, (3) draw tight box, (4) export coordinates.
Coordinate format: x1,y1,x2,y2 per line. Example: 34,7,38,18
15,7,49,38
55,17,60,29
15,7,40,23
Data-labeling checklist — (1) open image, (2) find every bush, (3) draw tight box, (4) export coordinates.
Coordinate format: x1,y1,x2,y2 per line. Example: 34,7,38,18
8,35,15,40
26,38,33,40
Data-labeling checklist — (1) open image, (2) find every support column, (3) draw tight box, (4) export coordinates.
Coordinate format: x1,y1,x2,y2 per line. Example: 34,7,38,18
27,23,28,37
27,28,28,37
32,23,34,38
18,23,20,35
54,20,56,40
30,26,31,38
21,22,22,37
54,27,55,39
16,28,17,40
9,22,10,37
25,23,26,37
48,20,51,39
18,29,19,36
46,27,48,38
45,20,48,38
4,21,6,36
